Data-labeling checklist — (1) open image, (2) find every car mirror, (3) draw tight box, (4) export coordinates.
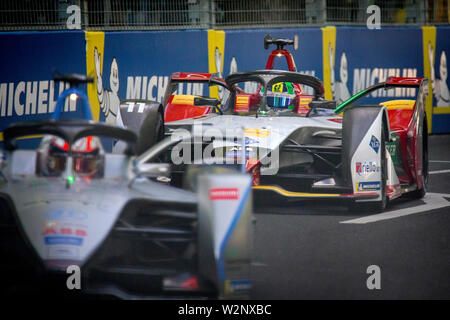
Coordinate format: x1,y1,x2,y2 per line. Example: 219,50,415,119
309,100,336,110
194,97,220,107
136,163,170,178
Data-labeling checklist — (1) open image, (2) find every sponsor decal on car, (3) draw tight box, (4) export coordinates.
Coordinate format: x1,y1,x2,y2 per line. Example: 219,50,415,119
235,96,250,112
357,181,381,191
43,226,87,246
356,161,380,175
171,95,195,105
44,236,83,246
370,135,380,153
43,227,87,237
244,128,270,138
327,118,343,123
386,141,398,165
210,188,239,200
244,137,259,145
45,209,88,221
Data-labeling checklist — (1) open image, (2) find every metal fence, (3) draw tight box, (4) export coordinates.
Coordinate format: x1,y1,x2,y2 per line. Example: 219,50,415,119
0,0,448,31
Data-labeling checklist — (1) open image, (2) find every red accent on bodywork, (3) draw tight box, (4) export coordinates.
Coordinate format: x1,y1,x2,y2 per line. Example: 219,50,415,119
341,192,379,197
234,93,262,113
181,277,199,290
386,184,402,200
164,95,211,123
246,159,261,186
164,73,225,122
387,108,414,132
266,49,297,71
385,77,424,87
328,118,343,124
171,72,214,81
385,100,420,186
210,188,239,200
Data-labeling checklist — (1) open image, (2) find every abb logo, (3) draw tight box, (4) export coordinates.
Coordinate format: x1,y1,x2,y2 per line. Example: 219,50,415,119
43,227,87,237
210,188,239,200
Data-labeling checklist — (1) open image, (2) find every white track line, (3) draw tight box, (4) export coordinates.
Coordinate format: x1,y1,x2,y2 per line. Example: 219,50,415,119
340,193,450,224
430,160,450,163
429,169,450,175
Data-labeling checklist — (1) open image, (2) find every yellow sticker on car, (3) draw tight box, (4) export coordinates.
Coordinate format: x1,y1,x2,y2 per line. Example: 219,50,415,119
244,128,270,137
171,95,196,105
272,83,284,93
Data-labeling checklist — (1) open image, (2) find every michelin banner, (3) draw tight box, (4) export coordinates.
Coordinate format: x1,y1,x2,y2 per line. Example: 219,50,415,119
424,26,450,133
85,30,209,128
0,31,87,148
1,26,450,149
221,28,322,97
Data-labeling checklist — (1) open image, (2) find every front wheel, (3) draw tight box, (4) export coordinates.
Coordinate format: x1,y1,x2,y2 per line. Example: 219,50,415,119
135,106,164,156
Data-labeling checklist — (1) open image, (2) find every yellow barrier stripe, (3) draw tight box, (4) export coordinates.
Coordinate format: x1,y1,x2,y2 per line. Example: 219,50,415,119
207,29,225,100
321,26,336,101
433,107,450,114
422,26,436,134
85,31,105,121
253,185,340,197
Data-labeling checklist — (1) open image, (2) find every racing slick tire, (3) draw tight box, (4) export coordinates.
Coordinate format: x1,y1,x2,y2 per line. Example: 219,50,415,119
408,117,429,199
119,100,165,155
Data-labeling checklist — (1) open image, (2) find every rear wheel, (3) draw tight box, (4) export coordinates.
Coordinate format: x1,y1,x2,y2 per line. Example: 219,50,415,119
409,118,428,199
136,108,164,156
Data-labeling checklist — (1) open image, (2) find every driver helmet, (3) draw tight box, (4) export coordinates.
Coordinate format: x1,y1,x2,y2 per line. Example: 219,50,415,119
37,135,104,178
261,82,296,109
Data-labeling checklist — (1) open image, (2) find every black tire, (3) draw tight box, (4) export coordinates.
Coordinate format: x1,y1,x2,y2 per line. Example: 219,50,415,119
408,118,428,199
350,126,388,213
135,108,164,156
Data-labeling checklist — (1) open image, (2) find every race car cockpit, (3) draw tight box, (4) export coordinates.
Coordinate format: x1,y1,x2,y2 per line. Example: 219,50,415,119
36,135,105,179
224,69,336,117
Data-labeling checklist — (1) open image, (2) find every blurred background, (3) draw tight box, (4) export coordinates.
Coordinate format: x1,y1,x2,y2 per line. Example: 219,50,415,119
0,0,448,30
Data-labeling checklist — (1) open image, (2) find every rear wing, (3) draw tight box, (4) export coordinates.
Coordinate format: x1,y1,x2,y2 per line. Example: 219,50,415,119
334,77,428,114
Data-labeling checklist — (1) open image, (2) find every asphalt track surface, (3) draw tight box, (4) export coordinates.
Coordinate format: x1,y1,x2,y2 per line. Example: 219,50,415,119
251,135,450,299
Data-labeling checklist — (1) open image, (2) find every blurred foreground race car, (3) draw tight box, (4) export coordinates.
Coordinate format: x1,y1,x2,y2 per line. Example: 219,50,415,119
0,74,253,299
122,36,429,213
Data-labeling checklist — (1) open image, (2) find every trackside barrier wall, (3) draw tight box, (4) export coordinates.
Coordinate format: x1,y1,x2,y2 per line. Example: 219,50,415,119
1,26,449,150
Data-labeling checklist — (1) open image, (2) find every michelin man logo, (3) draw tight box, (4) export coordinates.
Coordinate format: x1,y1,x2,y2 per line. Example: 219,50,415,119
94,47,123,126
230,56,238,75
428,43,449,107
330,44,351,105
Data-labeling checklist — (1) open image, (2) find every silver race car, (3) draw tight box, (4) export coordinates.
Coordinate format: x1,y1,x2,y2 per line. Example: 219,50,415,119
0,74,253,299
123,67,428,213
